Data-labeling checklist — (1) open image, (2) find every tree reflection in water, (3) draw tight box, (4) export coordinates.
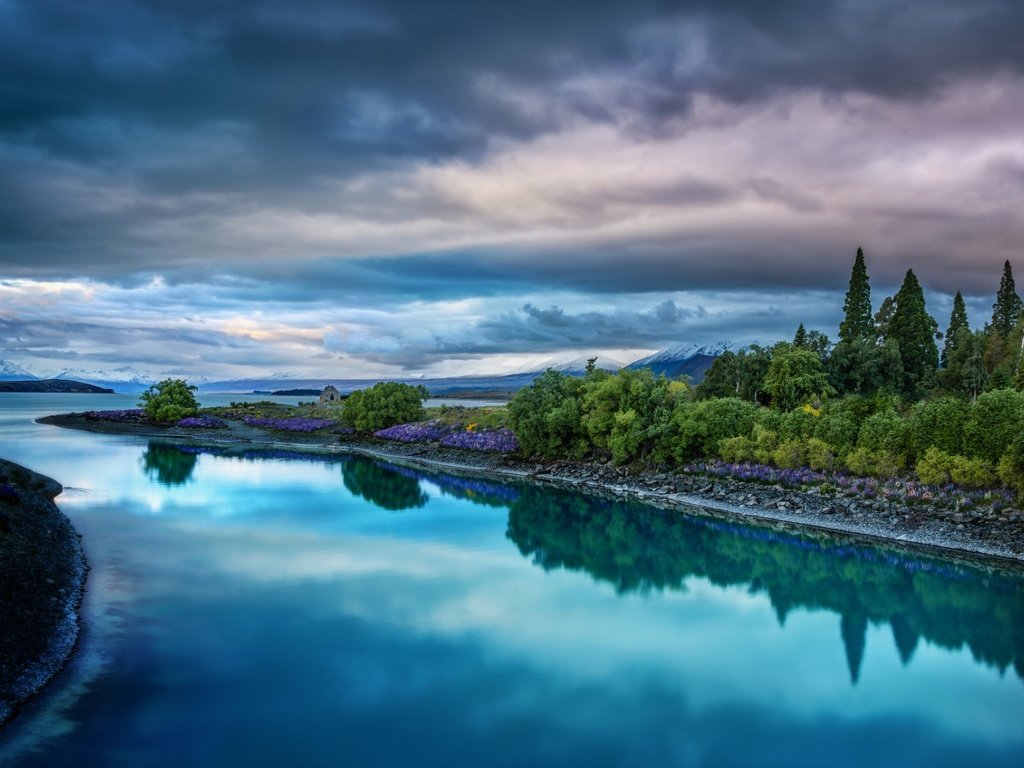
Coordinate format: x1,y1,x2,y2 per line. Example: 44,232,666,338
506,485,1024,685
141,443,198,487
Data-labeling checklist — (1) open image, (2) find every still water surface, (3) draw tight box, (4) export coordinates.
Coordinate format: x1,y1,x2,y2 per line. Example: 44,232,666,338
1,394,1023,767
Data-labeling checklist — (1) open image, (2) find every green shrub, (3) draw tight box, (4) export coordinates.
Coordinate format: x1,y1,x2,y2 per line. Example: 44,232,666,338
857,409,908,459
963,389,1024,464
916,447,954,485
138,378,199,423
582,368,683,464
948,455,994,488
997,435,1024,496
813,409,859,458
671,397,757,462
506,370,591,458
805,438,836,471
718,436,754,462
778,408,818,441
845,447,902,478
772,439,806,469
342,382,429,433
908,397,969,460
752,424,779,465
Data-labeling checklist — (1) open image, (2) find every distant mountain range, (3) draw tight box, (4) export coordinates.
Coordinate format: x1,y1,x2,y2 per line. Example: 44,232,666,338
0,344,728,395
626,342,731,381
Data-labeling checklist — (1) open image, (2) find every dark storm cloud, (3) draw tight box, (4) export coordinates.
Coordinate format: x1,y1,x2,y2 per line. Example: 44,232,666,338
3,0,1024,278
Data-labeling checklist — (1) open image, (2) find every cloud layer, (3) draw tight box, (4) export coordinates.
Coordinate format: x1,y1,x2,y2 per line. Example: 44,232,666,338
1,1,1022,376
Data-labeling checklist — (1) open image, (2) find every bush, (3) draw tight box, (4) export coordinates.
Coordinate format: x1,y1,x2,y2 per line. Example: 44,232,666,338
752,424,779,465
506,370,590,458
908,397,969,461
948,455,994,488
138,379,199,423
963,389,1024,464
671,397,758,461
718,436,754,462
778,408,818,441
857,409,908,461
916,447,953,485
845,447,901,478
581,368,683,464
772,439,806,469
342,382,428,433
813,409,859,458
805,438,836,471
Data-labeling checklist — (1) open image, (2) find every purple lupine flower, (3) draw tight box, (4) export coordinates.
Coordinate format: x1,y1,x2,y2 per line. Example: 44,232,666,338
242,416,336,432
176,415,228,429
440,428,519,453
374,421,455,443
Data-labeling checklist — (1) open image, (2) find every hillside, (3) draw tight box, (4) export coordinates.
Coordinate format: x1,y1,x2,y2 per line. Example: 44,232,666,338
0,379,114,394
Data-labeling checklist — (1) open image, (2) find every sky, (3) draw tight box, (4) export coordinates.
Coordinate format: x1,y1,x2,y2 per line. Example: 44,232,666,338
2,0,1023,381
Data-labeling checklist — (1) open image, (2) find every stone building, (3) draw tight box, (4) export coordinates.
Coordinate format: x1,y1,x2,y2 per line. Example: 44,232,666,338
319,384,341,404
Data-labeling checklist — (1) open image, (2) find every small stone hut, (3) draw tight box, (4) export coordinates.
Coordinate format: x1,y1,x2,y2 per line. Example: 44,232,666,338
319,385,341,404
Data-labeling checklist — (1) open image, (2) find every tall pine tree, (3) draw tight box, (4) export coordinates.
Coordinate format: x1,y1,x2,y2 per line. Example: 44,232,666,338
886,269,938,397
793,323,807,347
991,260,1022,339
838,247,873,344
941,291,969,367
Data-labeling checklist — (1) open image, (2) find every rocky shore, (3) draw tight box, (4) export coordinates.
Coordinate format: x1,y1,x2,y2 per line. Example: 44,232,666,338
39,412,1024,567
0,459,86,726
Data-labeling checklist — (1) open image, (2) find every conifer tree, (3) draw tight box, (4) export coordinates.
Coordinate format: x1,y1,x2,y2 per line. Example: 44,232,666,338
886,269,938,396
991,260,1023,339
941,291,969,367
838,247,873,344
793,323,807,347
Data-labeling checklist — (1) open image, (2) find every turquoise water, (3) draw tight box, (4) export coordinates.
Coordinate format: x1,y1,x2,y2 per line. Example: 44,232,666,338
0,393,1022,767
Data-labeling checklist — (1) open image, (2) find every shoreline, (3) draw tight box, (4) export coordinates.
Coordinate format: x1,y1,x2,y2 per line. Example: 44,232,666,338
0,459,87,727
38,412,1024,569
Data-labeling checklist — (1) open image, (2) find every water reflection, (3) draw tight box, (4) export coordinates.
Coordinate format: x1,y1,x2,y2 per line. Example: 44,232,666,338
140,443,198,487
506,485,1024,685
341,459,429,511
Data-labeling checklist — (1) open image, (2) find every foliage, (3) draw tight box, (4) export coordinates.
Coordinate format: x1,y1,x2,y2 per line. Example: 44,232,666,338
138,379,199,423
990,260,1023,340
670,397,758,463
695,346,772,404
805,437,837,471
940,328,989,400
916,447,953,486
839,247,874,344
762,344,835,411
963,388,1024,464
885,270,939,398
341,382,428,433
907,397,968,460
581,368,682,464
941,291,969,367
772,439,806,469
506,369,591,458
856,409,907,460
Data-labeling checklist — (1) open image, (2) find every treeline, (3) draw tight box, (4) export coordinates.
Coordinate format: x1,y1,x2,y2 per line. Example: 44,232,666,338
507,251,1024,494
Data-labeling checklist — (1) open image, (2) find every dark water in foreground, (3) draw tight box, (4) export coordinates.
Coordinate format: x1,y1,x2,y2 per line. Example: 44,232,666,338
1,394,1023,767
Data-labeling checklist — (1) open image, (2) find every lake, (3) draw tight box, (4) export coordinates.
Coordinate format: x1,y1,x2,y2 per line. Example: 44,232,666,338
1,393,1022,767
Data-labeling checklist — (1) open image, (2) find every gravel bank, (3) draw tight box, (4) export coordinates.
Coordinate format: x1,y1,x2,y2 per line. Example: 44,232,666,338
0,459,86,727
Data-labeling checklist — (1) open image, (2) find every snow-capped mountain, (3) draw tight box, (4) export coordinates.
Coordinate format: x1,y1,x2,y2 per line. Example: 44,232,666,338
627,342,731,382
51,367,158,393
0,360,38,381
